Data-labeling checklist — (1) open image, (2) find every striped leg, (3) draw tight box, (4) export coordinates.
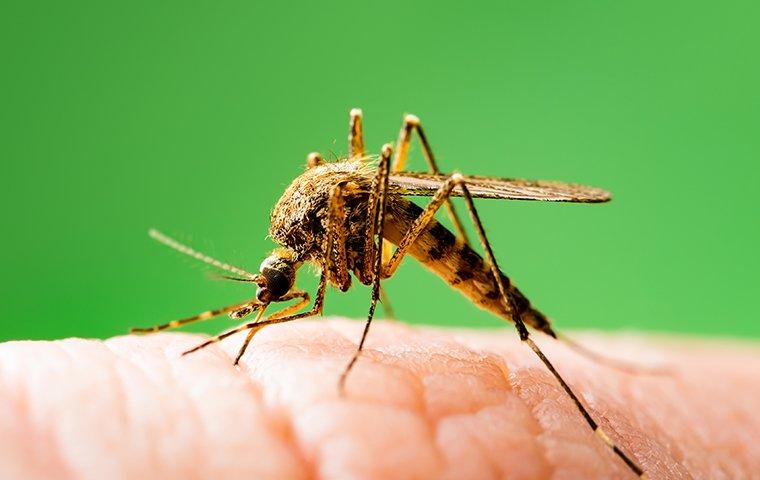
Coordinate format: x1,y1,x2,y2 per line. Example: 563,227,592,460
358,143,392,285
182,275,328,357
377,173,647,478
130,299,260,333
232,290,310,365
338,144,392,393
456,179,645,476
378,113,471,316
182,171,351,359
392,114,469,244
348,108,365,159
327,181,352,291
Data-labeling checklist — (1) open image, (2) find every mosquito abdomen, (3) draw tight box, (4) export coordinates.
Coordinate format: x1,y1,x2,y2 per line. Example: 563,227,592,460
384,198,556,337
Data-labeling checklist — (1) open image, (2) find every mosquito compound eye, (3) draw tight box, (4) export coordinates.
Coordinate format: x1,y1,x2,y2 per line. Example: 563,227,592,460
260,268,290,299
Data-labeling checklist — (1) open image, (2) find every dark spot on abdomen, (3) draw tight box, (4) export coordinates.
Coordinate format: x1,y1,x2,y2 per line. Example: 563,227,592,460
453,267,476,284
459,245,484,270
426,222,456,261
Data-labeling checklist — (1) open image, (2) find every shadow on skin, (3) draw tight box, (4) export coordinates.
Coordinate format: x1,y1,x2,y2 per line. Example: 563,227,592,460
0,319,758,479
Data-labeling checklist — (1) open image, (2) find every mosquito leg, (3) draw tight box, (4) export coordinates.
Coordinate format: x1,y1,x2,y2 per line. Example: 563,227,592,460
233,306,268,365
392,114,469,244
377,173,646,477
232,290,311,365
454,178,647,478
306,152,325,168
339,144,392,393
130,299,260,333
382,174,463,278
183,175,349,359
327,181,352,291
358,142,392,284
348,108,365,159
270,290,311,318
183,272,328,357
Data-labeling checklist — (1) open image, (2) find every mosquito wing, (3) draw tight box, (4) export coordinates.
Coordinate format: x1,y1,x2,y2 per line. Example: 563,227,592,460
388,172,611,203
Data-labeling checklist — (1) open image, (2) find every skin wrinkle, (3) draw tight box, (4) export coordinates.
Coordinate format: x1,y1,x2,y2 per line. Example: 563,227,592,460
457,331,666,478
436,404,507,479
493,355,555,478
51,341,101,480
161,342,208,478
181,338,312,480
552,338,681,478
564,365,655,477
325,323,445,477
354,325,548,479
514,368,606,479
376,347,450,476
672,373,729,478
412,337,552,479
496,343,612,479
252,321,443,478
165,334,314,479
617,377,683,478
444,332,557,477
2,321,760,479
688,370,748,477
101,340,170,476
0,346,32,478
426,350,523,478
0,343,74,480
627,371,693,479
225,347,316,480
437,418,501,480
103,338,197,477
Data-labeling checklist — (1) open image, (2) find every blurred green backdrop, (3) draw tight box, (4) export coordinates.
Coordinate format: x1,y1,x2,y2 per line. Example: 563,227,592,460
1,1,758,342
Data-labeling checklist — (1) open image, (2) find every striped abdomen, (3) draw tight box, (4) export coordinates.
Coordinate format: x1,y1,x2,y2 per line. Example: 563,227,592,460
383,197,556,337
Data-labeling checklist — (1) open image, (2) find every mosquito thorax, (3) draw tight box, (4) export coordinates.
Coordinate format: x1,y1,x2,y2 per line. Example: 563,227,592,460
256,248,300,302
268,159,374,259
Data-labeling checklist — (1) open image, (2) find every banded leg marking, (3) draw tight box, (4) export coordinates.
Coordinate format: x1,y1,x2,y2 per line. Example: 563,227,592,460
348,108,365,159
392,114,469,244
181,166,351,359
130,300,260,333
338,143,392,392
376,172,647,478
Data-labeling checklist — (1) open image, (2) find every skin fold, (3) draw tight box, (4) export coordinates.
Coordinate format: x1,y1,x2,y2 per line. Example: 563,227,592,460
0,319,758,480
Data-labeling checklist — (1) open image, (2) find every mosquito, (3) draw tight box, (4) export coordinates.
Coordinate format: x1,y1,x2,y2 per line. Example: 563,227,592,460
131,109,647,478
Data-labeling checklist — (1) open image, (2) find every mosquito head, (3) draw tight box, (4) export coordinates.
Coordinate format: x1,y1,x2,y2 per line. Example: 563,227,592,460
255,248,301,303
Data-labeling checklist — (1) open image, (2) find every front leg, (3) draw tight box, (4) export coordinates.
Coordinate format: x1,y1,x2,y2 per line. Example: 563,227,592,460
358,143,392,285
392,113,469,245
348,108,365,159
326,181,352,291
182,180,354,361
339,143,392,392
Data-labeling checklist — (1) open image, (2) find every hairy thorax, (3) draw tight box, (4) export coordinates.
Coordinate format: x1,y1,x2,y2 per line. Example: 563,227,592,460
269,160,374,273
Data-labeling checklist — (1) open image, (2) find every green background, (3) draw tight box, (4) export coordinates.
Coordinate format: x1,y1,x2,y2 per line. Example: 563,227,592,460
2,1,758,342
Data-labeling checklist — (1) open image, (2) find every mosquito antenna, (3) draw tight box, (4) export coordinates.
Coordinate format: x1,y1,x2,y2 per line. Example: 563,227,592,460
148,229,259,280
207,272,259,283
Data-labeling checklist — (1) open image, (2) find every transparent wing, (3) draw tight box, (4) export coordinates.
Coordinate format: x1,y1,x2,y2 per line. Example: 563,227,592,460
388,172,611,203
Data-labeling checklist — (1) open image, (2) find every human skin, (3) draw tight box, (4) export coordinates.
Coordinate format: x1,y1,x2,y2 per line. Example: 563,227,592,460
0,319,758,480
